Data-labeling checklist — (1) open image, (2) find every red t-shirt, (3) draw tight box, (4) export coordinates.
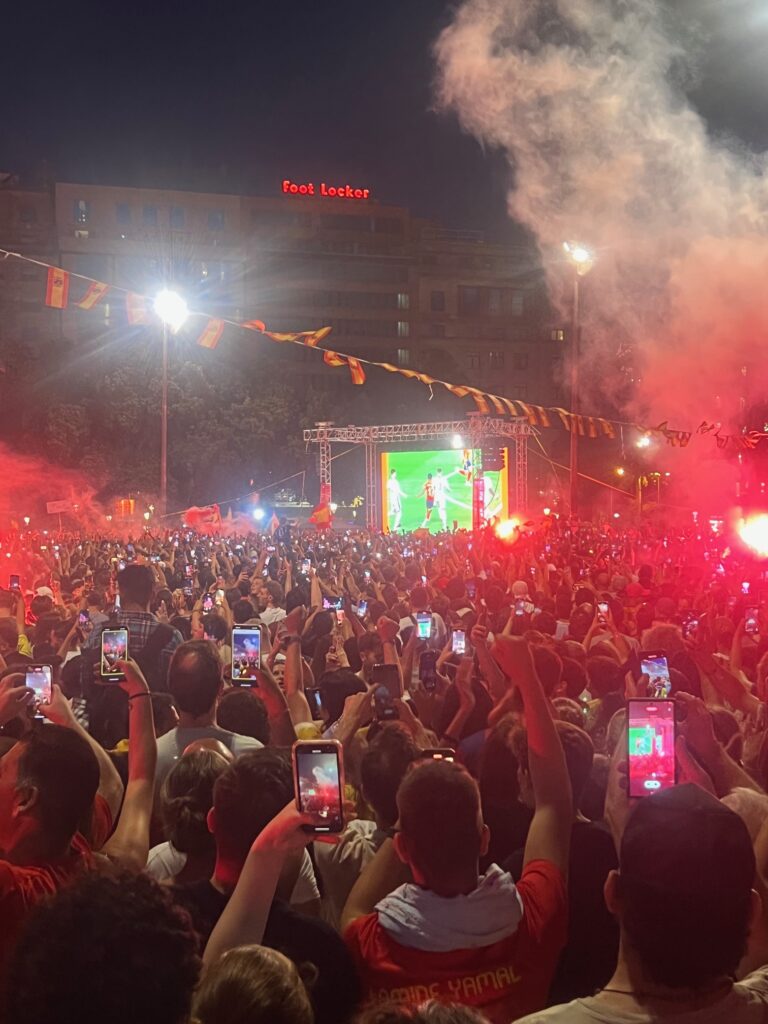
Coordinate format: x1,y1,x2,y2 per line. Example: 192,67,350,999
344,860,567,1024
0,794,112,986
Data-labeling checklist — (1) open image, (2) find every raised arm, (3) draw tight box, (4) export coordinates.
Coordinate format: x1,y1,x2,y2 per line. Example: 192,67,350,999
492,636,572,876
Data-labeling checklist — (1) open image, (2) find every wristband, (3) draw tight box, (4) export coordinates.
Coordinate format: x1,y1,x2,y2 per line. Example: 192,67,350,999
127,691,152,701
284,635,301,644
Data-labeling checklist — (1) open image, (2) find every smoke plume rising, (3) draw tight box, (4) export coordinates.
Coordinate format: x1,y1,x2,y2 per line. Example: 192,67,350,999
434,0,768,438
0,443,102,525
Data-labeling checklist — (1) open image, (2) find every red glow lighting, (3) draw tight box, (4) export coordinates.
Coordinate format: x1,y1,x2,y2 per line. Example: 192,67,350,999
495,518,521,541
738,515,768,559
282,179,371,200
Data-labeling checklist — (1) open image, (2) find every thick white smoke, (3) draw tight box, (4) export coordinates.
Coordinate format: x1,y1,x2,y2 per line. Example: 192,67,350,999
434,0,768,433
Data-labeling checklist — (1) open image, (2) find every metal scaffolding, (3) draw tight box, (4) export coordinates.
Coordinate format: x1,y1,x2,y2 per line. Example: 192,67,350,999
303,417,532,531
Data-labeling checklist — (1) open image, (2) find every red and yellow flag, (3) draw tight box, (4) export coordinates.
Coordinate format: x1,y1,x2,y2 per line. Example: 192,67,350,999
348,357,366,385
126,293,149,325
76,281,109,310
45,267,70,309
197,319,225,350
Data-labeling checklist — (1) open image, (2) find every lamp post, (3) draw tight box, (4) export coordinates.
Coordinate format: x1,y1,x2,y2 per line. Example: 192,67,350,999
563,243,594,516
153,289,188,515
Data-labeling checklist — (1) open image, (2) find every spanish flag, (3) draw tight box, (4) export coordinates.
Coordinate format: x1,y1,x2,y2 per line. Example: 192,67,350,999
126,293,149,325
347,357,366,386
197,319,225,350
45,267,70,309
76,281,109,310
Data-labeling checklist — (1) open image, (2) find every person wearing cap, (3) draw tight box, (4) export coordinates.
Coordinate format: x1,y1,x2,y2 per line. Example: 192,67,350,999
517,782,768,1022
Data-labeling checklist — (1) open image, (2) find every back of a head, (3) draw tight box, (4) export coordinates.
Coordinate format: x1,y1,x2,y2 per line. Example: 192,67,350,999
192,945,312,1024
530,610,556,637
7,872,200,1024
640,624,685,657
587,655,624,699
397,760,482,888
232,599,256,624
356,1002,489,1023
169,640,223,717
117,564,155,608
162,749,230,855
17,725,99,847
531,645,562,697
360,725,420,828
217,688,270,744
619,784,755,989
212,749,292,863
319,669,365,727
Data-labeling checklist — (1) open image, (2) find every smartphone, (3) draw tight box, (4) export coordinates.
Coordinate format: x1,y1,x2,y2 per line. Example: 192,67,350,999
323,596,343,611
746,607,760,635
452,629,467,655
118,560,126,572
336,609,346,625
26,664,52,706
100,628,128,680
627,699,676,797
640,650,672,699
682,616,699,640
515,598,526,617
421,748,456,762
466,580,477,599
364,569,371,580
78,610,90,630
355,600,368,617
114,593,121,610
8,573,20,591
185,563,194,579
419,649,439,692
598,601,609,624
302,558,311,575
416,612,432,640
371,662,402,700
231,626,262,683
293,739,344,833
372,683,399,721
421,574,427,585
742,581,751,595
305,687,323,720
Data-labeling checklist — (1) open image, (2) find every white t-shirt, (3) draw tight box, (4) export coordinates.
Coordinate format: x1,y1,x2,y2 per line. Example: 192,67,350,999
516,968,768,1023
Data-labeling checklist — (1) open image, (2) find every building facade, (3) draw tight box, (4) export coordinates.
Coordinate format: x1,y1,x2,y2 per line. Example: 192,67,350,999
0,177,565,406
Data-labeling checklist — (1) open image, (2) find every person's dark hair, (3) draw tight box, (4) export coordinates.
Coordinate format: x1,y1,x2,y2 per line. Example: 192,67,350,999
560,656,589,702
358,633,383,660
202,613,227,643
530,610,556,636
554,586,573,621
478,714,521,810
356,1003,489,1023
263,580,284,607
30,595,54,620
170,615,193,641
16,725,99,846
318,668,366,727
360,725,420,828
587,655,624,699
192,945,313,1024
161,749,229,855
232,598,256,624
168,640,223,717
409,586,428,610
217,688,270,744
515,720,594,809
398,760,482,885
285,585,309,614
212,749,292,862
6,872,200,1024
117,564,155,608
86,590,106,610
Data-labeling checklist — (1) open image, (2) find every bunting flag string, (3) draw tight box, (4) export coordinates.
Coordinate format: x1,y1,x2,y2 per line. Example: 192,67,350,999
0,244,761,453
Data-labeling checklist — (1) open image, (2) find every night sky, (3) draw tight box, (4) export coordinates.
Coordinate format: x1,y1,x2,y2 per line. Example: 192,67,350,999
1,0,766,235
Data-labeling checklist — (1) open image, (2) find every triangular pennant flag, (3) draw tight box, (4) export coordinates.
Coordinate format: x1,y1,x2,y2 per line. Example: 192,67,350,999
347,357,366,385
323,350,347,368
45,267,70,309
126,293,149,325
241,319,266,332
197,319,225,350
268,512,280,536
76,280,108,310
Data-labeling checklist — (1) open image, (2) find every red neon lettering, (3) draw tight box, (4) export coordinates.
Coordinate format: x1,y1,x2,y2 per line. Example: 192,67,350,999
282,180,291,193
354,188,363,198
289,180,370,200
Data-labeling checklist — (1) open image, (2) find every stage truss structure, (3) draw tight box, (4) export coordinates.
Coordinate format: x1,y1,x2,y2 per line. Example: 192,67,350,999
304,417,532,531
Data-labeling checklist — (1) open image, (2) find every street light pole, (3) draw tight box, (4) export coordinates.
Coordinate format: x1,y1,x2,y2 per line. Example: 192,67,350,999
569,270,580,515
160,319,169,516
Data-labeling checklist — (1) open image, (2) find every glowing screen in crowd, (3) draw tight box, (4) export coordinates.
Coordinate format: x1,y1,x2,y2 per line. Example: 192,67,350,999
380,449,508,533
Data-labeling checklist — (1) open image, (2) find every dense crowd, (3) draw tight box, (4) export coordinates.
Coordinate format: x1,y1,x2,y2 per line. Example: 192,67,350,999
2,515,768,1023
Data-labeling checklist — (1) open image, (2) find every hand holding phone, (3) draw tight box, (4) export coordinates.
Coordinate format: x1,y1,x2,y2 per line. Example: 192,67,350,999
745,607,760,635
100,629,129,681
416,612,432,640
419,650,439,692
640,650,672,699
232,626,262,683
293,740,344,833
627,699,676,797
451,629,467,655
26,664,53,707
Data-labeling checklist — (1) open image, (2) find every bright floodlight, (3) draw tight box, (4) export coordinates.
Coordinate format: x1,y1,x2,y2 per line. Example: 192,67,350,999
252,508,265,521
154,289,189,332
636,435,652,449
738,515,768,559
452,434,463,449
495,518,521,541
563,241,594,275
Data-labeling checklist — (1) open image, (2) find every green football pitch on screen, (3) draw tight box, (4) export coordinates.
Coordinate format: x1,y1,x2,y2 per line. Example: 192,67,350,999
381,449,508,533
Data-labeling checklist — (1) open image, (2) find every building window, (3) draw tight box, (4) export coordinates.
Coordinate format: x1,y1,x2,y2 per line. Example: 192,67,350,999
458,286,480,314
74,229,89,239
397,348,411,367
208,210,225,230
397,292,410,310
74,200,90,224
510,290,525,316
143,205,158,226
513,352,528,371
551,328,566,342
115,203,132,225
488,288,502,314
466,353,481,370
489,351,505,368
170,206,185,228
20,207,37,224
429,323,446,338
430,289,445,312
397,321,409,338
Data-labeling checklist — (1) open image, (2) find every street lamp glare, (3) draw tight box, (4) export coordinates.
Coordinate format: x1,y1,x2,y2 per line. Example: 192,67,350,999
563,241,594,276
636,435,652,449
452,434,463,449
154,289,189,332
